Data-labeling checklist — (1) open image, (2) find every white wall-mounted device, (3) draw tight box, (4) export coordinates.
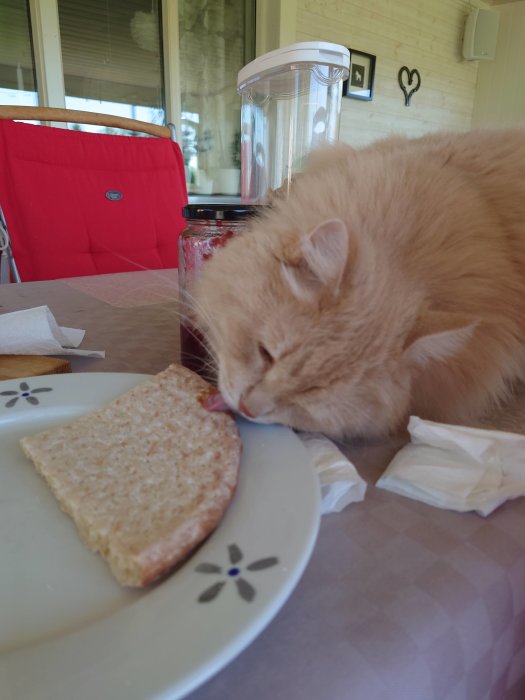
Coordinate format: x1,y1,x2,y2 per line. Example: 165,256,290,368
462,8,500,61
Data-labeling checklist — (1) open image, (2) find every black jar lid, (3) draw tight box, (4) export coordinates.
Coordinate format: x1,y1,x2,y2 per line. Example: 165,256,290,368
182,203,261,221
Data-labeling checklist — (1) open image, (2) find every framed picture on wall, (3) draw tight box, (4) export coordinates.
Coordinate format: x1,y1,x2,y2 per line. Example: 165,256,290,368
343,49,376,101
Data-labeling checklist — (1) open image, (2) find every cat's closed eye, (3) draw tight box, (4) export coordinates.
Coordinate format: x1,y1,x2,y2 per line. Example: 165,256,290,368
258,343,274,365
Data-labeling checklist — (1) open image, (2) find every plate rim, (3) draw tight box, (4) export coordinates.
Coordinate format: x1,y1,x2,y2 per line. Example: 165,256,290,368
0,371,320,700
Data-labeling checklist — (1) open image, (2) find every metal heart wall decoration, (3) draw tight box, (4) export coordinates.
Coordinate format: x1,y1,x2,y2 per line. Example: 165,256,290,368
398,66,421,106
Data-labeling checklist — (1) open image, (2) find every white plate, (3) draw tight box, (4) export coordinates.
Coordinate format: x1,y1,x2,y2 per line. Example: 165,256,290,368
0,373,320,700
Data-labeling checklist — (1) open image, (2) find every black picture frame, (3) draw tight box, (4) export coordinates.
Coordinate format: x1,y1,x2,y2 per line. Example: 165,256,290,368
343,49,376,101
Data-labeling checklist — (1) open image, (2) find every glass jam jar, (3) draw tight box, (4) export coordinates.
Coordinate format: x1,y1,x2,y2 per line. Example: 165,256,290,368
178,203,259,379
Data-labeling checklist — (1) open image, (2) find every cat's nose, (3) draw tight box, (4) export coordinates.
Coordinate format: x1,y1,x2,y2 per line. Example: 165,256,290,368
238,398,254,418
239,387,275,419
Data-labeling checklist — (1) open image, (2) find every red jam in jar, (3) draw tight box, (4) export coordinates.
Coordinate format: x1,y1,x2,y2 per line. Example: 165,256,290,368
178,204,259,380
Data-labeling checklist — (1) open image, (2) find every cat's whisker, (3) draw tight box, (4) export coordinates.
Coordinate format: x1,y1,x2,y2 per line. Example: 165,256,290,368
84,245,187,306
79,248,223,378
181,286,215,331
181,286,229,358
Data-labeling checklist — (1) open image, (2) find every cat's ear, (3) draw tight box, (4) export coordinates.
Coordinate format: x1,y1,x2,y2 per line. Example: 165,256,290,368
404,310,478,366
281,219,350,301
303,218,349,289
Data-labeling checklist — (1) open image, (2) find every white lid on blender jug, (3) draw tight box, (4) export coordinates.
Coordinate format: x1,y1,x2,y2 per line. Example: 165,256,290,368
237,41,350,91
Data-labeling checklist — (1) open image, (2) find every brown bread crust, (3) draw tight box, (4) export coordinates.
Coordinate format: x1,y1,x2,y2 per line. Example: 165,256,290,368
21,364,241,587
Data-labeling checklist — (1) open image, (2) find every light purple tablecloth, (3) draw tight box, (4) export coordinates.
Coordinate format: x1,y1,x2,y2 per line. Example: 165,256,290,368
2,270,524,700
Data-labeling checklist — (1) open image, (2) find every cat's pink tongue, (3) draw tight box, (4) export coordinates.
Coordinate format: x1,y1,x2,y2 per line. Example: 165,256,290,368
204,391,230,412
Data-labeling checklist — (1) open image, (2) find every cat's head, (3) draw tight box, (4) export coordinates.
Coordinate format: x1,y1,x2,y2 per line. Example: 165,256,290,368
192,214,475,440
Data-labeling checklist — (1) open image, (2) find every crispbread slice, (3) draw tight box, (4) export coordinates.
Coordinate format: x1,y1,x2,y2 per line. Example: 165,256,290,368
20,364,241,587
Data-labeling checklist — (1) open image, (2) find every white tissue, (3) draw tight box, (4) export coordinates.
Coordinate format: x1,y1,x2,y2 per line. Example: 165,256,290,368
0,306,105,357
298,432,367,514
377,416,525,516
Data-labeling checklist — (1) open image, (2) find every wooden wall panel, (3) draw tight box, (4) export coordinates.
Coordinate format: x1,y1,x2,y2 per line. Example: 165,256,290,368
295,0,487,146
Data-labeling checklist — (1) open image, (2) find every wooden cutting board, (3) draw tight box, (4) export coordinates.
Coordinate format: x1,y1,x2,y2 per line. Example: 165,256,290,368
0,355,71,380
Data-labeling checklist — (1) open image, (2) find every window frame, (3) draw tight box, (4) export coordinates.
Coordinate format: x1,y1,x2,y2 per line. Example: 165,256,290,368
28,0,66,110
25,0,280,138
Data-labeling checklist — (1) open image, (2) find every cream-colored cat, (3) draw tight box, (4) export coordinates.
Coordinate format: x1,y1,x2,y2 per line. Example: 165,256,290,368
192,128,525,439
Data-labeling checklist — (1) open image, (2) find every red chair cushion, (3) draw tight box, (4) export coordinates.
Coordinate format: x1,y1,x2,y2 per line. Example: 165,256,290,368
0,119,187,281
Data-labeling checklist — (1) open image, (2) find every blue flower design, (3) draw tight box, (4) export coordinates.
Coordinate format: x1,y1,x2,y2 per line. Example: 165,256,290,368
195,543,279,603
1,381,53,408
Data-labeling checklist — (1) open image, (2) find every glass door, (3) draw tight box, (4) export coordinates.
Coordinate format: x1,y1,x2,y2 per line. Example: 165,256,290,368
0,0,38,107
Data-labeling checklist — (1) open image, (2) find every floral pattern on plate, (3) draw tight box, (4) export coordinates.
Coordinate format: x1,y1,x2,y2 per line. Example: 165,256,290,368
1,381,53,408
196,543,279,603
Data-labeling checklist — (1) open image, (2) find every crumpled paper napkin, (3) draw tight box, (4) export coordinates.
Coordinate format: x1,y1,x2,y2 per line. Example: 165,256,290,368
297,432,367,514
376,416,525,516
0,306,105,357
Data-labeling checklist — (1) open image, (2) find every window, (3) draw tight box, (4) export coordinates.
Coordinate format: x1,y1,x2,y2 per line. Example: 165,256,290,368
58,0,165,133
0,0,38,107
178,0,252,195
0,0,256,195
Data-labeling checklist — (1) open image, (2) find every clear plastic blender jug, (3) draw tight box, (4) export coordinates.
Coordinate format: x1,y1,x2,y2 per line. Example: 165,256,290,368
237,41,350,203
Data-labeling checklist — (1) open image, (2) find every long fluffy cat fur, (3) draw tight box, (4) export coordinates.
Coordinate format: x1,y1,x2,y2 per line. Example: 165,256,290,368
192,127,525,440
